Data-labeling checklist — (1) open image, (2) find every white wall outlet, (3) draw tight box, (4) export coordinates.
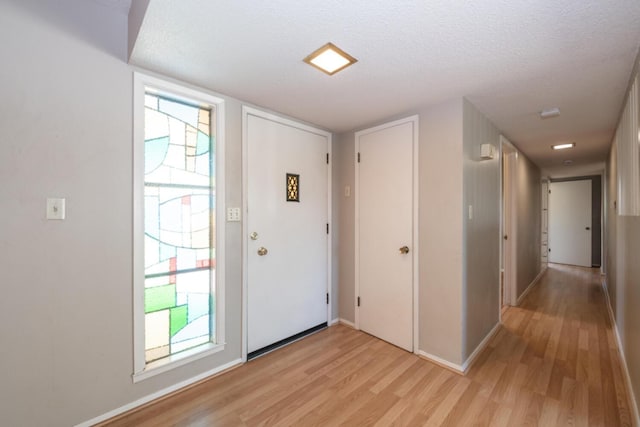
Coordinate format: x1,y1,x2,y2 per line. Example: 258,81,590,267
47,198,66,220
226,207,241,222
468,205,473,220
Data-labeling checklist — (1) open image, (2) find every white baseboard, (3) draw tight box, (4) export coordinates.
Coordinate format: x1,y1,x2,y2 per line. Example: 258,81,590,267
75,358,243,427
329,318,340,326
601,280,640,426
417,350,464,374
516,266,546,306
418,321,501,376
461,322,501,372
337,318,356,329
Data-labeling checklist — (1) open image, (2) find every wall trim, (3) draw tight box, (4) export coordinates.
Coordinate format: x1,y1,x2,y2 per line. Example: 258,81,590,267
417,350,464,375
75,358,243,427
602,280,640,426
516,266,546,306
338,318,356,329
462,322,501,373
418,321,501,377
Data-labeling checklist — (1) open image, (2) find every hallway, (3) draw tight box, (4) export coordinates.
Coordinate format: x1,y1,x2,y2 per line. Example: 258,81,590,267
103,264,633,426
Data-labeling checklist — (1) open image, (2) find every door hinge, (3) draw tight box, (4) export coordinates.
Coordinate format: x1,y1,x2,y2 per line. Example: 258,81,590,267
326,153,329,164
357,152,361,163
326,223,329,234
326,293,329,304
357,296,361,307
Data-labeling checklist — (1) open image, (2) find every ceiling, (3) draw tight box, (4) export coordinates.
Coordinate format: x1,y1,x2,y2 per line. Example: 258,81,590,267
129,0,640,176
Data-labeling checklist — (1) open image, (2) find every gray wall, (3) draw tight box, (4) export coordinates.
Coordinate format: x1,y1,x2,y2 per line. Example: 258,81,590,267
606,130,640,417
419,100,465,364
334,132,356,322
623,216,640,415
462,100,501,360
0,2,242,425
605,142,619,321
335,99,506,366
515,151,542,298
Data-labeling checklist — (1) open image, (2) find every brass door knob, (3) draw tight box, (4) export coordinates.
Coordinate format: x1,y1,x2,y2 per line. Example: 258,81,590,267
257,247,268,256
399,246,410,254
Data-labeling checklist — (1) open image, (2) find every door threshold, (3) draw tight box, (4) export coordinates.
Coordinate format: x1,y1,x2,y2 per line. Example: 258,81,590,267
248,323,327,361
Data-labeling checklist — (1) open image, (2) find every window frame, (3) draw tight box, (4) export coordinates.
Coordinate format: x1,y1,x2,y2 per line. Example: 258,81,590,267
132,72,226,382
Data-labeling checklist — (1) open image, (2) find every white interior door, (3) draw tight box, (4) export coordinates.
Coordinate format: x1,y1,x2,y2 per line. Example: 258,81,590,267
356,117,416,352
246,110,329,355
548,180,592,267
501,146,517,307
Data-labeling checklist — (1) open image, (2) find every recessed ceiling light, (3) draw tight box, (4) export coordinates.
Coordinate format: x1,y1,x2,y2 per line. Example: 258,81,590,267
552,143,575,150
540,107,561,119
304,42,357,76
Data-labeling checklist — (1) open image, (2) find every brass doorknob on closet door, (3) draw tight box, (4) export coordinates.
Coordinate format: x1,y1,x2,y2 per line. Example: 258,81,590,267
399,246,410,254
257,247,268,256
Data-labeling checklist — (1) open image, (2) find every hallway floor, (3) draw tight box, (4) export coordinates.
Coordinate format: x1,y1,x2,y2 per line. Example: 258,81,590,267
103,264,634,426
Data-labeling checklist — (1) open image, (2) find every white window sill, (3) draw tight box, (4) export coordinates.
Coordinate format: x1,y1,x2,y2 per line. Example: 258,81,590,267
133,342,226,383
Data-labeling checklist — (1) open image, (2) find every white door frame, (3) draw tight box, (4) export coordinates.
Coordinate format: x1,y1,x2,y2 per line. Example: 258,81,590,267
241,106,332,362
354,115,419,353
499,136,518,311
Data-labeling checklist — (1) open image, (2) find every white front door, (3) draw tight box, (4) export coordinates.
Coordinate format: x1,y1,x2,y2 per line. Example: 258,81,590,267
548,180,592,267
356,116,417,352
245,109,330,355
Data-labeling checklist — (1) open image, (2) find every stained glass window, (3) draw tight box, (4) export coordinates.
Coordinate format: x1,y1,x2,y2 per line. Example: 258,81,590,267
143,93,216,363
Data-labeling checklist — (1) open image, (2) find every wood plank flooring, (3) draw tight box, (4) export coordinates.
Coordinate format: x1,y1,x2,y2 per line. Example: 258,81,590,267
102,264,633,426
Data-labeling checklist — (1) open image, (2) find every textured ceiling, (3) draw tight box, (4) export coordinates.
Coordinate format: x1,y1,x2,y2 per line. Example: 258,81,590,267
129,0,640,175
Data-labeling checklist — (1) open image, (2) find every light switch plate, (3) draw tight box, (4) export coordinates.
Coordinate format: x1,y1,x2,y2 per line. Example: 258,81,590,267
47,198,66,220
226,207,241,222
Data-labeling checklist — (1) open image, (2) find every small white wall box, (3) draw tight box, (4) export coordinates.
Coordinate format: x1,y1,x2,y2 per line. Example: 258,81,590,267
480,143,496,160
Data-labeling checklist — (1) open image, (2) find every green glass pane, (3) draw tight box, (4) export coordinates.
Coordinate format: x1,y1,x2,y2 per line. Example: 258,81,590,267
145,284,176,313
170,305,188,337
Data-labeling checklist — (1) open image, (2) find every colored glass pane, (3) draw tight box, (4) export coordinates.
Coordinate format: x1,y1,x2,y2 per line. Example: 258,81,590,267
143,92,215,363
144,284,176,313
170,305,188,336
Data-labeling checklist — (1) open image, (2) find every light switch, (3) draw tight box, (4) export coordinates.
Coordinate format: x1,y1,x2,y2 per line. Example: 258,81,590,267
226,207,241,222
47,198,66,220
344,185,351,197
468,205,473,220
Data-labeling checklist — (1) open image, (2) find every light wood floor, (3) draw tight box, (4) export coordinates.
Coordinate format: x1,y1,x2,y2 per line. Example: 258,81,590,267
103,264,633,426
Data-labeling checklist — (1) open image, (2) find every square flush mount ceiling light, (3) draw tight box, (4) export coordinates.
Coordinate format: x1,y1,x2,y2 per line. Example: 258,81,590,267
552,143,576,150
304,42,357,75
